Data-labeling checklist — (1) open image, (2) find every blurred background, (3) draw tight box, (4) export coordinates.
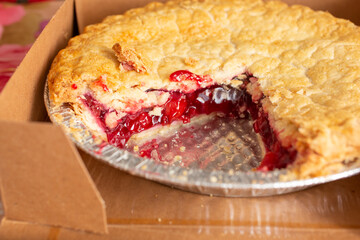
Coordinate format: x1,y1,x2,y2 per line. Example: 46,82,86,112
0,0,63,92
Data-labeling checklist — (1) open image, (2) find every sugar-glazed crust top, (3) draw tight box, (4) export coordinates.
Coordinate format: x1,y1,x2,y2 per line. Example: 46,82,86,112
48,0,360,178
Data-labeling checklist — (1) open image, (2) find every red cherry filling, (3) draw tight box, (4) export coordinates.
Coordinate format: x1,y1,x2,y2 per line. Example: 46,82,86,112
82,73,297,171
93,76,109,92
163,93,188,123
170,70,212,86
250,103,297,171
83,93,108,130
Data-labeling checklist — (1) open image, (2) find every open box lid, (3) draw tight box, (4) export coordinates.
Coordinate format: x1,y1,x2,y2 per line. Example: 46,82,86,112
0,0,360,237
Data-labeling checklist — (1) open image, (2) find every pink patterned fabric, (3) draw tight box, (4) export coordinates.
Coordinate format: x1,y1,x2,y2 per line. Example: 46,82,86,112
0,3,26,92
0,3,25,39
0,2,56,92
0,44,31,91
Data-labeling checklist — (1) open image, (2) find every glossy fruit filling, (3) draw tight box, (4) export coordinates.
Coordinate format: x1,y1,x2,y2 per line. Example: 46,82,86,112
82,74,297,171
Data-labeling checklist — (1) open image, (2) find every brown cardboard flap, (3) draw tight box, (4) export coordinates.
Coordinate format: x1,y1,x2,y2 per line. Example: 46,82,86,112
1,218,360,240
0,121,107,234
0,218,51,240
0,0,74,122
57,225,360,240
80,153,360,229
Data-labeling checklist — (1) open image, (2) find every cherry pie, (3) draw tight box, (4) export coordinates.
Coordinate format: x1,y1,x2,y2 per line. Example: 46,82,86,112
48,0,360,179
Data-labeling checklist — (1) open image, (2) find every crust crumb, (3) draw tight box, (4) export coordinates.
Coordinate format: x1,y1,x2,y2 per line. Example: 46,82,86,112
112,43,152,73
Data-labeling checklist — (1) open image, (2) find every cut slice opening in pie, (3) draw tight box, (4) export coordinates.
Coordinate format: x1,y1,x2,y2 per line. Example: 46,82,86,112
48,0,360,179
80,69,296,172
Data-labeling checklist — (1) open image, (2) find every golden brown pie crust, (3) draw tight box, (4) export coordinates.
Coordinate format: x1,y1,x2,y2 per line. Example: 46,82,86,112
48,0,360,179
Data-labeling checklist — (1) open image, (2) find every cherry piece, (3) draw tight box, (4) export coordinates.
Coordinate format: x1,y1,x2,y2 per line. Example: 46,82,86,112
93,78,109,92
169,70,211,85
139,139,160,159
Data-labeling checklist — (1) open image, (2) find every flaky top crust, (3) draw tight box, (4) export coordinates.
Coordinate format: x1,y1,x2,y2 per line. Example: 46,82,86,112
48,0,360,178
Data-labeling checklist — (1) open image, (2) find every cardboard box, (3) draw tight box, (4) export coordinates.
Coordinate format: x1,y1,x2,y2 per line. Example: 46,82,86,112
1,0,360,239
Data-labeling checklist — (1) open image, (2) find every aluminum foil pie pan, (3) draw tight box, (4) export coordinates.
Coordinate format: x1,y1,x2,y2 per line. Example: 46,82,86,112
45,82,360,197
